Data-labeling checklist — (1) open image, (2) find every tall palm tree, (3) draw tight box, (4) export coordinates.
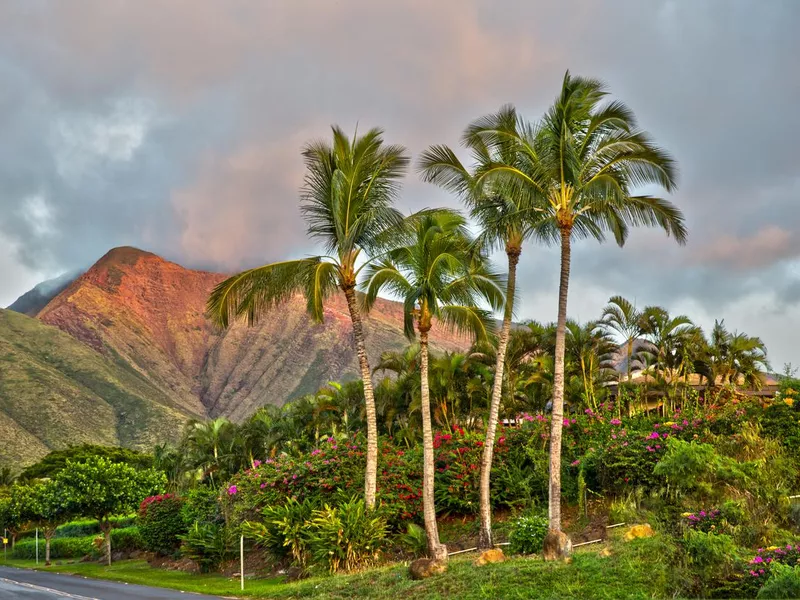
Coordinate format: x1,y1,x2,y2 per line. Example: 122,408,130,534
207,126,409,510
469,71,686,556
362,210,504,562
419,105,548,548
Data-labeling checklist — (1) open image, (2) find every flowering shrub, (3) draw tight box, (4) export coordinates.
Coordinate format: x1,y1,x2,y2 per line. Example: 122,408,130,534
508,514,549,555
747,544,800,581
682,508,722,533
138,494,186,555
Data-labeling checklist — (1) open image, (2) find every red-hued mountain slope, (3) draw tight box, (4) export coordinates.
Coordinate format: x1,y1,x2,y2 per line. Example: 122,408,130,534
36,247,468,422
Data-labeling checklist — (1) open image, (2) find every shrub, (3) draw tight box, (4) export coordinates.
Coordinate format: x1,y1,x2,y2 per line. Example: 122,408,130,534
682,508,722,533
138,494,187,555
55,515,136,538
110,526,144,553
11,536,94,559
243,497,316,567
508,514,548,555
179,522,237,573
244,497,386,573
181,486,223,527
306,498,387,573
757,563,800,599
399,523,427,557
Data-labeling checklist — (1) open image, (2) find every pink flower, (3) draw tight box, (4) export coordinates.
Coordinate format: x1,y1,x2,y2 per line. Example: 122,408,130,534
227,485,238,496
610,418,622,426
571,459,580,466
647,431,660,440
260,483,266,489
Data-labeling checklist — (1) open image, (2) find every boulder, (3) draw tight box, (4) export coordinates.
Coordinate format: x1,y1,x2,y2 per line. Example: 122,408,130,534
474,548,506,566
624,524,655,541
409,558,447,580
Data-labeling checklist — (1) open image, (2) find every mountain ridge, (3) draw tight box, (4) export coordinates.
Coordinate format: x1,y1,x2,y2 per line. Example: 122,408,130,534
27,246,469,422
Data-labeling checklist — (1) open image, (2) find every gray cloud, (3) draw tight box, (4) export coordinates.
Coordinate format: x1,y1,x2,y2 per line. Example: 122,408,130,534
1,0,799,366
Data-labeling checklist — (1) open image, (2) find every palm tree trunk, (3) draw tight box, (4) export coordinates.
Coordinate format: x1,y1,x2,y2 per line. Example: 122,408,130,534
478,250,519,549
420,328,448,562
547,226,572,542
343,286,379,511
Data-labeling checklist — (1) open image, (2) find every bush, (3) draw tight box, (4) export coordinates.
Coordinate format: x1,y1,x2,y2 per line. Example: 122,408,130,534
243,497,316,567
179,522,237,573
306,498,387,573
54,516,135,539
11,536,94,559
399,523,427,557
181,486,223,527
508,514,548,555
757,563,800,599
138,494,187,555
244,497,386,573
110,526,144,553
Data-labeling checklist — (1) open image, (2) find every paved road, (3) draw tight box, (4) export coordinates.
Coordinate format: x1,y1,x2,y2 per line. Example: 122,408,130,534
0,566,223,599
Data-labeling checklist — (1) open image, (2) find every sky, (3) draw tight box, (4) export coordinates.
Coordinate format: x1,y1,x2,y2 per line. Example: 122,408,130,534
1,0,799,369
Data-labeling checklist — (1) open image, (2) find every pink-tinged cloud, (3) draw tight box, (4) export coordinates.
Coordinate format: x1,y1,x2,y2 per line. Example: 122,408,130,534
170,136,311,269
690,226,798,270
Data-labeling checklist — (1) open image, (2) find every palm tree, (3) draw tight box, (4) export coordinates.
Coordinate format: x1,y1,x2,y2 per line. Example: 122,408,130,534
565,319,617,410
469,72,686,556
362,210,504,562
638,306,699,414
207,126,409,510
183,417,237,486
697,320,769,393
419,105,549,548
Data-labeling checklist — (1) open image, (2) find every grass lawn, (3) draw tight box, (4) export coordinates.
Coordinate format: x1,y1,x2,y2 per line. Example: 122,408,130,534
1,534,682,599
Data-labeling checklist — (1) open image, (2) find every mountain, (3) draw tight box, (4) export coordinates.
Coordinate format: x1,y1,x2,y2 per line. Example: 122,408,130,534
7,270,83,316
33,247,467,422
0,308,202,467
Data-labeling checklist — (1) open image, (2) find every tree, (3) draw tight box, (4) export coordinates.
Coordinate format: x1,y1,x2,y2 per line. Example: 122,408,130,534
56,457,165,565
362,210,504,562
11,480,71,565
183,417,239,485
207,126,409,511
471,72,685,557
697,320,769,392
419,105,549,548
565,319,617,410
18,444,153,482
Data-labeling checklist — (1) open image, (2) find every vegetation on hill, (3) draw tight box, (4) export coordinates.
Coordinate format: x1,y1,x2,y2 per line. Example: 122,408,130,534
0,308,200,467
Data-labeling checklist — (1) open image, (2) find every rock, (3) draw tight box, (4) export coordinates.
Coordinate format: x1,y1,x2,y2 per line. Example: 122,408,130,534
542,529,572,561
409,558,447,580
475,548,506,566
623,524,655,541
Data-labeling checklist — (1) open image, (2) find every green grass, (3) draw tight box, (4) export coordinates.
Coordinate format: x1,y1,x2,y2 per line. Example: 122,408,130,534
2,534,685,599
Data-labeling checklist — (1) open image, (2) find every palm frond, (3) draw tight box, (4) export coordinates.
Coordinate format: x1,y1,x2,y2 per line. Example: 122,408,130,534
207,258,323,328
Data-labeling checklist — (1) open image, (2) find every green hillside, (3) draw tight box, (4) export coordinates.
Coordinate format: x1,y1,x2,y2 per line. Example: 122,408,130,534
0,309,203,468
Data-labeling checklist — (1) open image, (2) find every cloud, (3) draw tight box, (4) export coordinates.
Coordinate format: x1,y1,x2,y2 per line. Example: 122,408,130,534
1,0,800,367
